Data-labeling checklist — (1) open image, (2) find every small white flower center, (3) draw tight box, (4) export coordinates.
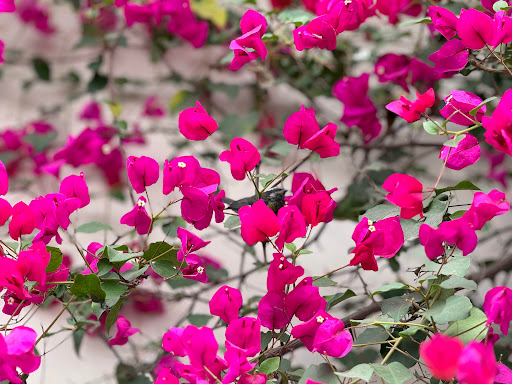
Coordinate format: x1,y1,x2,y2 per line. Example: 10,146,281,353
367,220,373,226
197,267,204,274
178,162,187,168
368,225,376,232
137,199,146,207
316,316,325,323
101,144,112,155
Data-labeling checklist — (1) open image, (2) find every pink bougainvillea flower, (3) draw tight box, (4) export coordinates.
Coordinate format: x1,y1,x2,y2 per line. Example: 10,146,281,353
0,198,11,226
482,89,512,156
267,253,304,293
209,285,243,324
293,16,337,51
312,318,352,358
154,369,179,384
493,10,512,48
0,40,4,64
59,172,90,208
323,0,376,33
219,138,260,181
457,341,497,384
162,327,187,356
126,156,159,194
386,88,435,123
332,73,382,143
419,334,463,381
109,316,140,346
283,105,320,148
17,0,55,34
382,173,424,219
303,123,340,158
0,160,8,195
483,286,512,335
162,156,201,195
439,134,481,170
79,101,102,121
291,310,335,351
143,96,165,117
0,326,41,384
239,373,267,384
419,219,478,260
177,227,210,262
428,39,469,74
166,8,209,49
178,101,218,141
225,317,261,356
275,205,307,251
428,6,458,40
239,199,279,245
349,216,404,271
301,191,337,227
0,0,15,12
285,278,326,321
457,9,495,50
440,91,487,126
495,363,512,384
120,196,152,235
181,325,218,369
375,53,410,91
409,58,440,92
258,291,288,329
229,27,267,71
240,9,267,37
223,347,255,384
181,254,208,283
180,185,210,222
9,202,35,240
376,0,422,25
288,172,337,210
462,190,510,230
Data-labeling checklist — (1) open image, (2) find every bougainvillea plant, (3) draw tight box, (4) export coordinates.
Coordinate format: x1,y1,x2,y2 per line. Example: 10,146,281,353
1,0,512,383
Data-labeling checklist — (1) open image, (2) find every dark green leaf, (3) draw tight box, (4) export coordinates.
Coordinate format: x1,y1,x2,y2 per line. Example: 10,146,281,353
70,274,106,302
312,276,337,287
73,329,86,356
324,289,356,310
424,194,451,227
438,277,477,290
469,96,497,116
335,364,374,382
354,327,389,345
76,221,113,233
435,181,480,196
370,362,414,384
422,296,472,324
101,280,127,307
46,246,63,273
106,298,124,334
372,282,408,297
32,58,51,81
187,314,212,327
260,357,280,374
120,265,149,281
87,72,108,93
444,307,487,343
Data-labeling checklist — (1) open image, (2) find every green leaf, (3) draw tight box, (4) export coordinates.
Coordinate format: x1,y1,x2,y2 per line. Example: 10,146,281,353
400,218,421,240
101,280,127,307
370,362,414,384
105,246,142,264
494,1,509,12
442,135,464,148
372,282,408,297
46,246,63,273
424,194,450,227
423,121,440,135
96,259,113,276
73,328,86,356
298,364,341,384
190,0,227,28
424,255,471,277
438,277,477,290
76,221,113,233
259,357,280,374
335,364,374,382
23,132,58,152
218,111,260,143
278,9,315,26
91,302,106,320
297,249,313,255
435,181,480,196
143,242,176,262
169,90,199,114
397,16,432,27
121,265,149,281
187,314,213,327
362,204,400,222
161,217,187,237
444,307,488,344
354,327,389,345
32,58,51,81
269,141,291,157
469,96,497,116
87,72,108,93
261,174,278,188
312,276,337,287
167,275,198,288
381,293,420,321
422,296,472,324
106,298,124,334
285,243,297,252
324,289,356,310
70,274,106,303
224,215,241,229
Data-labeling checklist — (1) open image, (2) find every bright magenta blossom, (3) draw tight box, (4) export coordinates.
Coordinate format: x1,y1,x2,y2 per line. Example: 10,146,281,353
0,40,4,64
429,6,458,40
386,88,435,123
258,291,288,329
230,10,267,70
482,89,512,156
283,105,320,148
457,9,495,50
120,196,152,235
219,138,260,181
267,253,304,293
302,191,337,227
162,156,201,195
182,254,208,283
177,227,210,262
439,134,481,170
0,326,41,384
0,198,11,226
492,11,512,48
0,160,8,195
17,0,55,34
291,310,334,350
382,173,423,219
0,0,15,12
440,91,486,126
428,39,469,74
461,190,510,230
419,334,463,381
154,369,179,384
303,123,340,158
312,318,352,358
457,341,497,384
285,278,326,321
275,205,307,251
143,96,165,117
419,218,477,260
59,172,90,208
483,286,512,335
109,316,140,346
178,101,218,141
293,16,337,51
209,285,243,324
239,200,279,245
240,10,267,37
239,373,267,384
375,54,411,91
376,0,421,24
225,317,261,356
349,216,404,271
9,202,35,240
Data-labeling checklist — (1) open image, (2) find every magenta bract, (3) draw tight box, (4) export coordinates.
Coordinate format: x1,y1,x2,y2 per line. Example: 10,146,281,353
267,252,304,292
439,134,481,170
178,101,218,141
456,341,497,384
275,205,307,251
419,334,463,381
457,9,495,50
283,105,320,148
440,91,486,126
225,317,261,356
109,316,140,346
239,199,279,245
126,156,159,194
386,88,435,123
59,172,90,208
461,189,510,230
428,39,469,74
482,89,512,156
303,123,340,158
209,285,243,324
9,202,35,240
382,173,424,219
0,326,40,384
120,196,152,235
312,318,353,358
483,286,512,335
177,227,210,262
429,6,458,40
258,291,288,330
219,138,261,181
